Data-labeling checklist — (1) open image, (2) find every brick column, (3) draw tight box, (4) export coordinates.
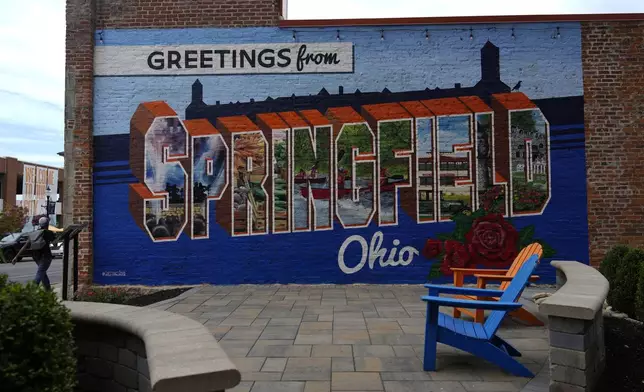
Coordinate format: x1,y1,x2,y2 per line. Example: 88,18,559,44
548,312,606,392
65,0,95,285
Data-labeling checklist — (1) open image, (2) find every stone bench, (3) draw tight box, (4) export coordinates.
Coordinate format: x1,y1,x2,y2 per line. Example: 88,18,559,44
65,301,241,392
538,261,609,392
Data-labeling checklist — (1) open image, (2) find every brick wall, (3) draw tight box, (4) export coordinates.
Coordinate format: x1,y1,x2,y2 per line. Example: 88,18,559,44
65,0,95,286
67,2,643,284
582,21,644,267
95,0,282,29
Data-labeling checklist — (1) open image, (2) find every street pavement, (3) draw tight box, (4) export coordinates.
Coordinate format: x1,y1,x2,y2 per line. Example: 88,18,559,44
0,257,63,284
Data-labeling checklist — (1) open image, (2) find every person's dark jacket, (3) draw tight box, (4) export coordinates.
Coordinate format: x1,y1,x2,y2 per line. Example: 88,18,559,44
31,230,56,263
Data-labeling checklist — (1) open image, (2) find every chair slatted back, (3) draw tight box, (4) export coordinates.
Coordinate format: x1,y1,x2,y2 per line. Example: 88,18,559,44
500,243,543,291
483,254,540,337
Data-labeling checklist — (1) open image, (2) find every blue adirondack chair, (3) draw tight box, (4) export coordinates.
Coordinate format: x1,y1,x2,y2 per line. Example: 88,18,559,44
421,254,539,377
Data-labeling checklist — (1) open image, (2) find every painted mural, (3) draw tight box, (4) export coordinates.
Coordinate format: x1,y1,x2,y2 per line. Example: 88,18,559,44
93,24,588,285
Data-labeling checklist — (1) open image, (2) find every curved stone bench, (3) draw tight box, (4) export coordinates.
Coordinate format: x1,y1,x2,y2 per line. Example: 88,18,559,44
538,261,609,392
65,301,241,392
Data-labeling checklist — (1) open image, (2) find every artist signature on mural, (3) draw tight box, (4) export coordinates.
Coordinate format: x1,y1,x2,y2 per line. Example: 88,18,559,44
101,271,127,277
338,231,419,274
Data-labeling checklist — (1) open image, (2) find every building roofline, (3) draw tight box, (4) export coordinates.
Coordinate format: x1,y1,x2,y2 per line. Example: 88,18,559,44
279,12,644,28
0,156,64,173
18,161,64,171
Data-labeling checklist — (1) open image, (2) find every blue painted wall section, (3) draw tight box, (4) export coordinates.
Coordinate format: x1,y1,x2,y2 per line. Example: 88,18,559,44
92,24,588,285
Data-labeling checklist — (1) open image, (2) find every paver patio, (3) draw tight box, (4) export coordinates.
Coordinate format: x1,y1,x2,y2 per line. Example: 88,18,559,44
153,284,552,392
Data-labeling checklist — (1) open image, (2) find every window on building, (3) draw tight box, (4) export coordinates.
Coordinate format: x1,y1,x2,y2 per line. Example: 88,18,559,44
419,191,433,201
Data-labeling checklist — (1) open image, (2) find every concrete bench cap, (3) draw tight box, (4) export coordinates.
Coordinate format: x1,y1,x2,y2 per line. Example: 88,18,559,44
64,301,241,392
538,260,609,320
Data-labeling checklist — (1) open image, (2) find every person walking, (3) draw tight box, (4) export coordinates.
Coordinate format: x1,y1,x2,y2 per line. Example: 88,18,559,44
11,216,57,291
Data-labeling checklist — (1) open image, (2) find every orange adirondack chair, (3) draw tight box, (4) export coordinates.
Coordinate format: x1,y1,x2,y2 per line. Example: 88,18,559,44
450,242,544,326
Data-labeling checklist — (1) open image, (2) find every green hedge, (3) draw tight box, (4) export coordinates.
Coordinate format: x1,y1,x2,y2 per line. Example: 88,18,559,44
600,244,630,292
0,275,77,391
611,248,644,317
636,261,644,322
600,245,644,321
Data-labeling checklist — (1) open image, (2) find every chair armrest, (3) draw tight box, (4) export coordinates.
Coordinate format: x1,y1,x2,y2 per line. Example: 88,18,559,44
474,274,515,281
421,295,523,310
449,268,481,276
450,268,509,276
475,274,540,284
458,268,509,274
423,284,504,297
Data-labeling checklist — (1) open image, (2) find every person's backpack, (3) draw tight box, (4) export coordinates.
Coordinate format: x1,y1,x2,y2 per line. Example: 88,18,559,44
28,230,47,251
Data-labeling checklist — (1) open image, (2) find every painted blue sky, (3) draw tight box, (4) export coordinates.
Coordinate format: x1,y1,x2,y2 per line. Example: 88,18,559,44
417,119,433,158
2,1,644,166
94,22,583,136
438,117,470,153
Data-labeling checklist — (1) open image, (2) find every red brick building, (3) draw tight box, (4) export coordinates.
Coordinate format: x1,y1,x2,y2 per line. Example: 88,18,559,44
0,156,64,222
65,0,643,286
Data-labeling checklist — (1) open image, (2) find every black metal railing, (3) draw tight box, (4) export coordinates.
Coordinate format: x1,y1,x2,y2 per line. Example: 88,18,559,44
57,223,87,300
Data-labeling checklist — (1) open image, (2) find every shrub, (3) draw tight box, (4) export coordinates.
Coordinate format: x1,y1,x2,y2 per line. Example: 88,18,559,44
635,262,644,322
600,244,631,292
0,275,77,391
0,205,28,236
74,285,134,304
610,248,644,317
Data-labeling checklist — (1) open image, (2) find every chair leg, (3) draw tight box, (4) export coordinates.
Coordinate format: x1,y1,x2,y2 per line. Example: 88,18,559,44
509,307,544,326
423,303,439,371
442,333,533,377
453,273,464,319
474,309,485,323
474,280,488,323
491,335,522,357
477,342,534,377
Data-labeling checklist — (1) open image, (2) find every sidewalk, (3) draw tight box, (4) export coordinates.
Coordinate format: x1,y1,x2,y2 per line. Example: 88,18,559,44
154,284,552,392
53,284,63,300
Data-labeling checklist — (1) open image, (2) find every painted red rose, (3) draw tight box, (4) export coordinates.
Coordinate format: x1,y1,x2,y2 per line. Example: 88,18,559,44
440,240,471,276
465,213,519,267
422,239,443,259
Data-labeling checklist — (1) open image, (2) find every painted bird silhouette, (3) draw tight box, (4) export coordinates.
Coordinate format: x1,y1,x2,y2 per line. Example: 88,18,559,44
511,81,522,91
